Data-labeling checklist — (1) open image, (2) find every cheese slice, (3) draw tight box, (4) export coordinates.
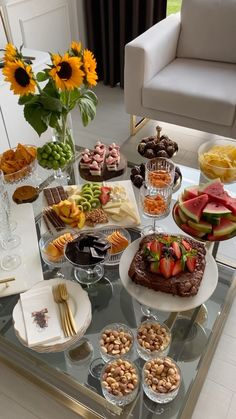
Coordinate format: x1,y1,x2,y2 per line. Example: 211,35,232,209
103,207,121,215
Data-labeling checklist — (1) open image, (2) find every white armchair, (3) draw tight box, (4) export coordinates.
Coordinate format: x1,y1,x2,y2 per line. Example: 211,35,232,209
124,0,236,139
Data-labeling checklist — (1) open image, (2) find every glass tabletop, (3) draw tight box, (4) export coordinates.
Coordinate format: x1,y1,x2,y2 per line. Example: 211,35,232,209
0,155,236,419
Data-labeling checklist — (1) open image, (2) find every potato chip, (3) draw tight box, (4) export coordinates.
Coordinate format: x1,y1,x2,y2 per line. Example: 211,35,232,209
199,143,236,183
0,143,36,180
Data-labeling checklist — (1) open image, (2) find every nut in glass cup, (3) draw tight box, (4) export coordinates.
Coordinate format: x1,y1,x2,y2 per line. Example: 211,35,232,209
145,157,175,189
142,357,181,404
136,320,171,361
99,323,134,362
101,359,139,406
140,182,173,220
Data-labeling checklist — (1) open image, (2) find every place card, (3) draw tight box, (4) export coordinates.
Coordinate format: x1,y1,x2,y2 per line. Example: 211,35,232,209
20,286,61,347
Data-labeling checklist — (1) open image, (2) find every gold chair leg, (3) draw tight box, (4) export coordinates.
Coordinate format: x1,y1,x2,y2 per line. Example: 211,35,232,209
130,115,149,136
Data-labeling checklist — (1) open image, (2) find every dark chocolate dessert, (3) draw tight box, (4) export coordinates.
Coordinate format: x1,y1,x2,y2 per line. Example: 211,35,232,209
128,234,206,297
65,233,111,266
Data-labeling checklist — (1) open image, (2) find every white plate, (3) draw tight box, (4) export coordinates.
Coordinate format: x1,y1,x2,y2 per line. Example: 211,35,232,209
119,238,218,312
13,278,92,352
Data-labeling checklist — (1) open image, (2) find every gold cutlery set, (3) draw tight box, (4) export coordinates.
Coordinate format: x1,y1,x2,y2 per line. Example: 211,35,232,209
53,283,77,337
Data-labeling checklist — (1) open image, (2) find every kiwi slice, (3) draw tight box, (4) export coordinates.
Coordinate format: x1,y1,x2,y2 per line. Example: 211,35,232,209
82,183,92,190
82,201,91,212
90,198,101,208
82,193,93,201
76,196,87,204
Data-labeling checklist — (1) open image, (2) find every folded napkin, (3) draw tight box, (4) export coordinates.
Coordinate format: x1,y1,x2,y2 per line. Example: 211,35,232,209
20,286,61,347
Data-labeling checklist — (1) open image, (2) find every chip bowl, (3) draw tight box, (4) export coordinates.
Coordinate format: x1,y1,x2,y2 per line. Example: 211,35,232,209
198,139,236,184
0,144,37,184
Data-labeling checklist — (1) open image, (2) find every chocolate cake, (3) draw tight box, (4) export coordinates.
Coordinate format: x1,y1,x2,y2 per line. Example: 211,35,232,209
128,234,206,297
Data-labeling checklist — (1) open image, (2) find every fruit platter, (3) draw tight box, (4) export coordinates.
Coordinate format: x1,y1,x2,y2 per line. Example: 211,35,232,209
42,180,140,233
173,178,236,241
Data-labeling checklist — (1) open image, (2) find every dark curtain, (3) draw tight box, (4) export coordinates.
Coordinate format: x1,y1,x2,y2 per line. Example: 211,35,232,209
84,0,167,88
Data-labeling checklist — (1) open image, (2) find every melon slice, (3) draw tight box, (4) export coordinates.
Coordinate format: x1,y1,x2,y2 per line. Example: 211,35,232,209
207,233,231,241
188,219,212,233
225,197,236,215
227,213,236,222
180,223,206,238
199,178,229,205
179,194,208,222
213,218,236,237
202,202,231,217
178,206,188,223
202,214,221,226
182,185,199,201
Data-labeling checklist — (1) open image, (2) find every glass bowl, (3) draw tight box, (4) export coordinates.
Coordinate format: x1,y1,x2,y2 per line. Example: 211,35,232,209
142,357,181,403
198,139,236,184
101,359,139,406
64,232,110,285
39,228,77,268
99,323,134,362
136,320,171,361
0,145,37,184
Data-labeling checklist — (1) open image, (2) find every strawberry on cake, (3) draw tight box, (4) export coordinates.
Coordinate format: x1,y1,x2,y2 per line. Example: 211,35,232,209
95,141,106,156
128,234,206,297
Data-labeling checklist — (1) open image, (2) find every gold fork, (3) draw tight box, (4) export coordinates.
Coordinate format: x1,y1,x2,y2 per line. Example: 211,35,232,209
59,283,77,335
52,285,69,337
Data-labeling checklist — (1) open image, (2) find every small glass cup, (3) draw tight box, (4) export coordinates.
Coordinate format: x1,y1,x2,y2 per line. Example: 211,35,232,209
101,359,139,406
146,157,175,189
140,183,173,220
142,357,181,403
99,323,134,362
136,320,171,361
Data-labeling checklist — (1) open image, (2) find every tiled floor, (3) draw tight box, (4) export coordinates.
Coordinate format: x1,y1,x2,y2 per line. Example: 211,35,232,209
1,84,236,418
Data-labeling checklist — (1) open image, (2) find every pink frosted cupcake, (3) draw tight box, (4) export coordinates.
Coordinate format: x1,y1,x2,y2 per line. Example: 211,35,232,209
80,153,92,169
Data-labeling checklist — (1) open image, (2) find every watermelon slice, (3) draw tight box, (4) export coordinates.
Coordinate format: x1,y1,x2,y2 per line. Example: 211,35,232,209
173,204,181,225
207,233,231,241
225,197,236,215
203,202,231,217
180,194,208,222
182,185,199,201
202,214,221,225
188,219,212,233
180,223,206,238
213,218,236,237
178,206,188,223
199,178,230,205
227,213,236,222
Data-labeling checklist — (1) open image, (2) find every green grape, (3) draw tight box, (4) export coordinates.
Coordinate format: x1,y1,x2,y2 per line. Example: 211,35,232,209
42,153,48,159
45,145,52,154
40,159,47,168
52,161,59,170
59,157,66,166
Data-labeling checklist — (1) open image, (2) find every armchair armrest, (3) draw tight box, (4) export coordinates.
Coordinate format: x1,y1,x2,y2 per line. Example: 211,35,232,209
124,13,181,114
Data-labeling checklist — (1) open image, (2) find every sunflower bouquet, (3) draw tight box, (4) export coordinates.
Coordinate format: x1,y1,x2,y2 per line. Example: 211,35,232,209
2,42,98,146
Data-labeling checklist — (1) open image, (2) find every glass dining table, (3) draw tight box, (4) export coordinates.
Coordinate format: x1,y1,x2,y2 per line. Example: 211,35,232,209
0,152,236,419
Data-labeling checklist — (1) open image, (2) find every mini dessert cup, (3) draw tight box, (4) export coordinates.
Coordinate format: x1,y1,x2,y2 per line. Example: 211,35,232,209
142,357,181,403
136,320,171,361
140,183,173,220
145,157,175,189
99,323,134,362
101,359,139,406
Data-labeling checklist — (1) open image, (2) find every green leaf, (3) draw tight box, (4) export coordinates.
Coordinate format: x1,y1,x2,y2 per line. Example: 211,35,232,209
24,104,48,136
43,81,60,98
77,93,97,126
49,112,59,128
39,95,62,112
36,72,48,82
18,94,35,105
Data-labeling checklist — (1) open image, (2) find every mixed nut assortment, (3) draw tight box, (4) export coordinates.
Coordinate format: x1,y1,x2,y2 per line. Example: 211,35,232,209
101,359,139,397
100,326,133,357
137,321,171,353
143,357,181,394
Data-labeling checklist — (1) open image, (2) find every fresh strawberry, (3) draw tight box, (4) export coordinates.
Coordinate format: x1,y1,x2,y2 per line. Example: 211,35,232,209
99,192,110,205
101,186,112,194
186,255,196,272
159,257,175,279
172,260,183,276
150,261,160,273
182,239,192,251
150,241,163,258
172,241,181,259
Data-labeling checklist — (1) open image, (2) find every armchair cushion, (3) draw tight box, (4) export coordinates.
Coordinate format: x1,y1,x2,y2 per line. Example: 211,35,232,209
177,0,236,64
143,58,236,126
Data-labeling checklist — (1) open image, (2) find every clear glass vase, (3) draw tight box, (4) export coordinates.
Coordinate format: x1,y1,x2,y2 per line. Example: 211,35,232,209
52,113,75,182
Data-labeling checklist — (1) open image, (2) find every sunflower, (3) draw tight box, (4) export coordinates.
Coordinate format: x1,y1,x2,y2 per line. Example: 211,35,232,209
70,41,82,56
83,49,98,87
4,43,18,62
49,53,84,90
3,60,36,96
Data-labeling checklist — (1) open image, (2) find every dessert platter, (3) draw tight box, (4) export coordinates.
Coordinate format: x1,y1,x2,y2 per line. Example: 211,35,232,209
119,233,218,312
79,141,127,181
13,278,92,353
